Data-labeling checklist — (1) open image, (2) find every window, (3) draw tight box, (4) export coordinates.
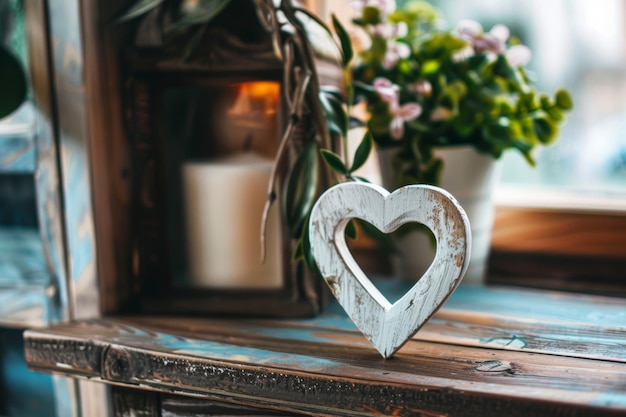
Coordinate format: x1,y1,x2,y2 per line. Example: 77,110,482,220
424,0,626,212
312,0,626,293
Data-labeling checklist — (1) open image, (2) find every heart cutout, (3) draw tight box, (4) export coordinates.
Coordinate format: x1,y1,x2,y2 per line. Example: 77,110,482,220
309,182,471,358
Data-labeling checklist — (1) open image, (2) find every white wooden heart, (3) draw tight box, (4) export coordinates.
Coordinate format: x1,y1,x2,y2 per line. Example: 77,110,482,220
309,182,471,358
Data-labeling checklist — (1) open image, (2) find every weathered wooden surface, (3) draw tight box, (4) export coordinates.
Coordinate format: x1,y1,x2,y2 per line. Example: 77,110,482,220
489,250,626,297
25,285,626,416
493,207,626,259
0,286,54,328
47,0,101,322
79,0,133,316
309,183,470,358
113,386,301,417
0,0,66,329
0,104,36,173
0,228,50,286
26,0,71,328
112,387,160,417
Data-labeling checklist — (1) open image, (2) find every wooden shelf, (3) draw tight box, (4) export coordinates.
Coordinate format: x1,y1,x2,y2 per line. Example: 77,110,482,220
24,283,626,416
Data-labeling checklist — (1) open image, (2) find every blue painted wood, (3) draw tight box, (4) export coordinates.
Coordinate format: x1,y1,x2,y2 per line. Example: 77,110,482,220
0,287,52,328
24,298,626,416
0,104,36,173
33,119,68,326
0,2,87,417
0,227,55,327
126,282,626,363
47,0,99,321
0,228,50,286
444,284,626,327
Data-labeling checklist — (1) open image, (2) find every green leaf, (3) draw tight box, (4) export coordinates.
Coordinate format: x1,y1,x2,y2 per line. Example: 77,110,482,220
0,47,27,119
421,59,440,76
319,90,348,137
349,116,367,129
166,0,232,33
115,0,165,23
292,239,304,262
511,138,533,154
283,141,319,236
493,54,516,79
519,149,536,166
350,132,373,172
345,220,358,240
302,218,316,271
555,89,573,111
320,85,344,102
466,54,488,70
332,14,354,66
361,6,382,24
545,106,564,122
533,114,558,144
295,8,335,39
182,25,207,60
481,118,513,147
321,149,348,176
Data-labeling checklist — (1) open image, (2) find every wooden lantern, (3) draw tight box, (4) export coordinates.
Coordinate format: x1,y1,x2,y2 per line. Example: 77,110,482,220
92,0,343,317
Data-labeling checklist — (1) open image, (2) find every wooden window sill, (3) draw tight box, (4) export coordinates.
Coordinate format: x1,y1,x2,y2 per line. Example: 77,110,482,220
489,207,626,296
24,282,626,416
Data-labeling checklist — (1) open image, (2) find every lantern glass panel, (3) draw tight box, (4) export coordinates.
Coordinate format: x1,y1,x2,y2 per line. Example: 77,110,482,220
161,80,284,290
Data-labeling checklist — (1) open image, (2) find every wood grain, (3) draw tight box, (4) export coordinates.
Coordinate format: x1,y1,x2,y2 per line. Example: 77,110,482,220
0,110,36,173
309,183,470,358
79,0,133,316
0,285,54,328
24,285,626,416
48,0,101,321
25,0,70,326
112,387,159,417
130,283,626,363
492,207,626,258
0,228,50,286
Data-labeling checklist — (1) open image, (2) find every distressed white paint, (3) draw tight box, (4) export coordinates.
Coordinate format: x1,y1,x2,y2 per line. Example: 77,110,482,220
309,182,471,358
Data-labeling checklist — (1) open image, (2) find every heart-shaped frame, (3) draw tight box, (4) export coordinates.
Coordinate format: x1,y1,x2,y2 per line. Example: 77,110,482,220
309,182,471,358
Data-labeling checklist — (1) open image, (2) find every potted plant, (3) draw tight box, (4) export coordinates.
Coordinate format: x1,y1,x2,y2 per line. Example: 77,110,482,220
320,1,573,283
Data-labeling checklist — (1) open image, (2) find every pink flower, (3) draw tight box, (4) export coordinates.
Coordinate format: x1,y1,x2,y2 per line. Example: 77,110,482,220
456,19,506,54
389,103,422,138
369,22,408,39
506,44,532,67
382,41,411,69
373,78,398,101
373,78,422,139
455,20,532,67
367,22,410,69
408,80,432,98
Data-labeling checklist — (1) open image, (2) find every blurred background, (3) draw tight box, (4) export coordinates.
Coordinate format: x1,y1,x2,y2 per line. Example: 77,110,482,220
320,0,626,212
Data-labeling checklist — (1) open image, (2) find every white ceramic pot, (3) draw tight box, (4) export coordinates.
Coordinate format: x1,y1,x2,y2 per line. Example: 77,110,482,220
378,145,500,285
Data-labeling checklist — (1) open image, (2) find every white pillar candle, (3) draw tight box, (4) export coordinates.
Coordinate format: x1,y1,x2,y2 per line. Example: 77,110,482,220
182,153,283,289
